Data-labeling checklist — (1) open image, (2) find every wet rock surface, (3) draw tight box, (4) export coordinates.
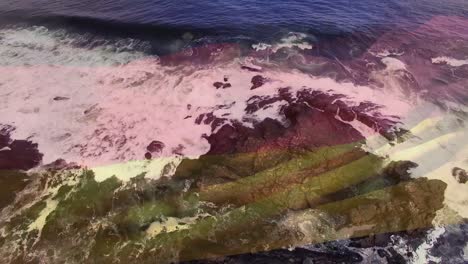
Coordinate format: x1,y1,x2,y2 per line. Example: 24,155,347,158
42,158,80,171
0,93,451,264
146,140,165,153
428,222,468,264
0,126,43,170
183,247,364,264
250,75,267,90
0,170,30,210
53,96,70,101
452,167,468,184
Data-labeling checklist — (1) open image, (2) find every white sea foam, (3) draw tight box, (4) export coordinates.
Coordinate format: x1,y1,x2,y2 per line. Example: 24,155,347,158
432,56,468,67
0,26,146,66
0,28,416,183
382,57,407,71
252,32,313,52
372,49,405,58
411,227,445,264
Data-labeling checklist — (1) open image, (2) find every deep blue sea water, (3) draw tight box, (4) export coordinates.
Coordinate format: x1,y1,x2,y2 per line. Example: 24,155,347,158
1,0,467,44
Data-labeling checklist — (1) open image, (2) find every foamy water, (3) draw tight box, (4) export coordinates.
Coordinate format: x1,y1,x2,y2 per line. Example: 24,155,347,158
0,26,418,181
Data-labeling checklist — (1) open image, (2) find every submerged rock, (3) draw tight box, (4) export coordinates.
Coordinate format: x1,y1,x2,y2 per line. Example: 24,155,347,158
250,75,267,90
213,82,223,89
42,159,80,171
147,140,165,153
53,96,70,101
0,128,43,171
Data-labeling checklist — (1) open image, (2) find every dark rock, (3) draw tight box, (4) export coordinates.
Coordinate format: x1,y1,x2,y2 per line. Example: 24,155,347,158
0,125,14,148
349,232,397,249
181,95,371,188
53,96,70,101
377,249,389,258
385,247,407,264
206,124,240,155
0,138,8,150
429,222,468,263
251,75,267,90
245,95,283,114
383,161,418,182
182,247,363,264
146,140,165,153
195,113,205,124
144,152,152,160
222,83,232,89
0,139,43,170
43,159,80,171
213,82,224,89
258,118,285,140
203,113,216,124
278,88,294,102
335,101,355,121
281,103,364,148
241,65,262,72
210,117,228,131
195,112,228,131
296,90,340,111
452,167,467,183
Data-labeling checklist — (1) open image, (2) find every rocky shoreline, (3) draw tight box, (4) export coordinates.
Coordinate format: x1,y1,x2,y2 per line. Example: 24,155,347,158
0,16,467,264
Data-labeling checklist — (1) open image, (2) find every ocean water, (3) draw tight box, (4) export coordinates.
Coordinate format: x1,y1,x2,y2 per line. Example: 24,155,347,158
0,1,467,264
0,0,467,49
1,0,468,28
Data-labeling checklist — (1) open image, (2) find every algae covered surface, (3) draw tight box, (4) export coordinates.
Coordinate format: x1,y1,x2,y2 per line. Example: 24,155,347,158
0,138,449,263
